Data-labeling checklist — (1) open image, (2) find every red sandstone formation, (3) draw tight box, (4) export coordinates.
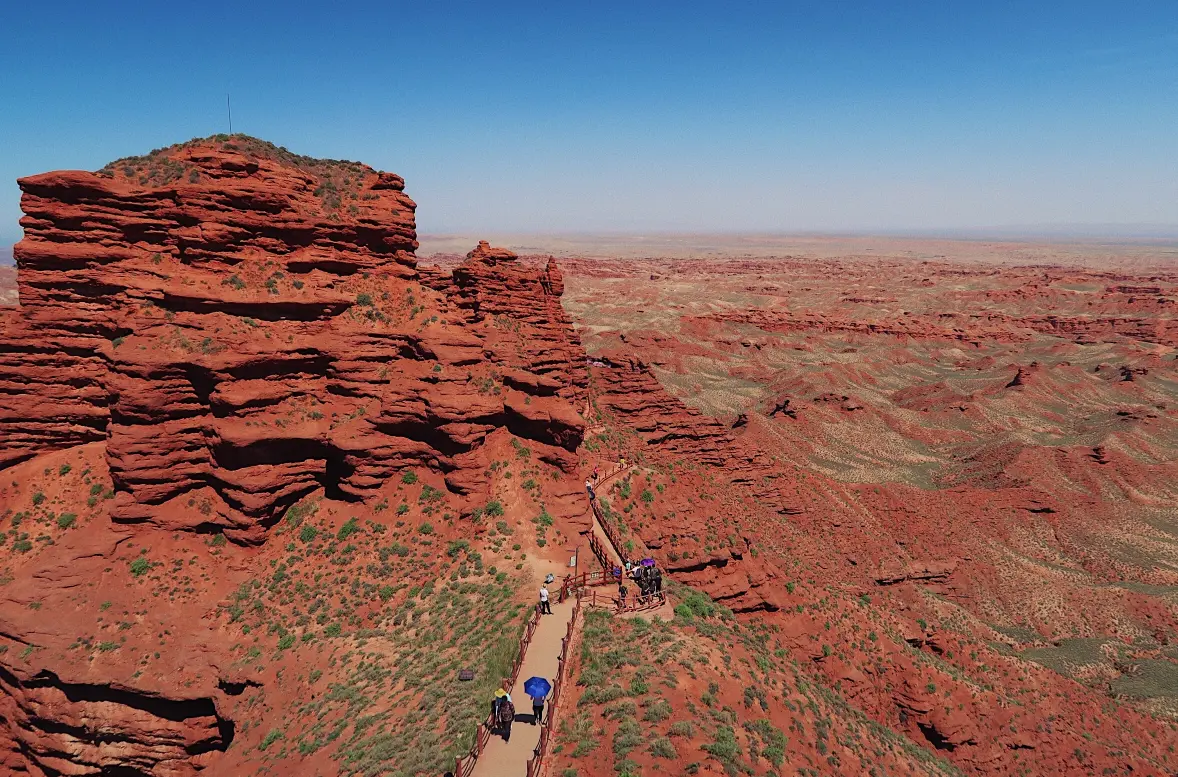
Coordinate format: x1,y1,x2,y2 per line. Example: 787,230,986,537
0,136,590,775
0,138,586,540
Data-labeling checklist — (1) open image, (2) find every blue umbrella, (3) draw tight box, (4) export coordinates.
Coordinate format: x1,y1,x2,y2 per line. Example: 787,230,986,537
523,676,551,699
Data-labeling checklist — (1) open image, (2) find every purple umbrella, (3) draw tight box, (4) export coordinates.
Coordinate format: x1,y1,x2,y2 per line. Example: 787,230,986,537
641,557,656,567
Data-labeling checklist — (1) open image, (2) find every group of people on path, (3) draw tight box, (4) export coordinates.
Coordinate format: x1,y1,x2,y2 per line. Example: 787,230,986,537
489,682,549,742
614,558,663,608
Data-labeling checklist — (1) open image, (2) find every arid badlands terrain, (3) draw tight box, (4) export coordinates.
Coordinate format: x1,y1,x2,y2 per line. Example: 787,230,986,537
1,137,1177,776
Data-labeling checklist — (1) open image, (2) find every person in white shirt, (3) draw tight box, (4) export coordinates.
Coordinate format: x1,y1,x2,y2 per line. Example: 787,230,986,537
539,585,552,614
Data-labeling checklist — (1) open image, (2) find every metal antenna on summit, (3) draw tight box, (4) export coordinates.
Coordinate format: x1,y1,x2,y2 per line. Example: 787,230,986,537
227,93,233,135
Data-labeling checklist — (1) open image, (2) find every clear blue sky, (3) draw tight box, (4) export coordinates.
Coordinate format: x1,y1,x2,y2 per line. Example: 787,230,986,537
1,1,1176,242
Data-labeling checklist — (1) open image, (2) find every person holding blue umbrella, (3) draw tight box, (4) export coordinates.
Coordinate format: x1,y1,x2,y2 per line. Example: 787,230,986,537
523,676,551,725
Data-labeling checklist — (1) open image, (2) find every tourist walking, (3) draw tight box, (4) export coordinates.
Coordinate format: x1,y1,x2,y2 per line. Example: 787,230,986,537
585,478,596,501
495,692,515,741
539,584,552,615
523,676,552,726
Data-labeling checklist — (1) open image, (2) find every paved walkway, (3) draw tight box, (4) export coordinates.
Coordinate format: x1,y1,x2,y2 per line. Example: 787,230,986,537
467,463,639,777
470,597,574,777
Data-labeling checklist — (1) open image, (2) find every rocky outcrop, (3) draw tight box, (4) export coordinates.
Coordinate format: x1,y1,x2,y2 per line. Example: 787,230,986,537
0,138,593,774
0,137,588,542
0,665,231,776
876,559,958,586
590,353,795,611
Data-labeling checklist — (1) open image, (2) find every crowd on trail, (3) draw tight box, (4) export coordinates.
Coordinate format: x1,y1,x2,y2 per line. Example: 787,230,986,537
614,558,663,608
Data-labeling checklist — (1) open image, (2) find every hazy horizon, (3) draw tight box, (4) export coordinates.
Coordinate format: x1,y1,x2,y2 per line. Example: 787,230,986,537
2,3,1176,244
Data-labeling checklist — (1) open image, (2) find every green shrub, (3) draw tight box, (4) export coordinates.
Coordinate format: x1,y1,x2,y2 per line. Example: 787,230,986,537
602,700,637,720
579,683,626,706
744,719,787,766
277,634,295,650
650,736,677,758
485,500,504,517
259,728,283,750
336,517,360,540
356,292,374,307
31,492,45,506
299,524,317,543
56,513,77,529
643,697,672,722
612,716,643,757
702,724,741,763
401,471,418,485
129,557,151,577
58,464,72,476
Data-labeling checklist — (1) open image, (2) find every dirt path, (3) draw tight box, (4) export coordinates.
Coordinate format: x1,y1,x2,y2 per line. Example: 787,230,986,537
470,598,574,777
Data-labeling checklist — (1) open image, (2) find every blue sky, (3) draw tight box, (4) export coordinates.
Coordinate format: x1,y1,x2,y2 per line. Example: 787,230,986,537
1,1,1176,241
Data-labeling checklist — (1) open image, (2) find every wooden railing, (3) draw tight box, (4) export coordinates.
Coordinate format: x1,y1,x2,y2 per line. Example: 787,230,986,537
558,569,609,603
525,597,581,777
617,590,667,614
587,532,613,570
454,462,650,777
453,604,542,777
591,496,632,568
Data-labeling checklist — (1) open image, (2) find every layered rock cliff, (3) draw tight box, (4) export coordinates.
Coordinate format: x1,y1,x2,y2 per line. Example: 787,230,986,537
0,136,587,542
0,135,590,775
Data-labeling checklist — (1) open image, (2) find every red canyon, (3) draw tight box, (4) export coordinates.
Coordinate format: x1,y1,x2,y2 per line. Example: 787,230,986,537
0,138,1177,775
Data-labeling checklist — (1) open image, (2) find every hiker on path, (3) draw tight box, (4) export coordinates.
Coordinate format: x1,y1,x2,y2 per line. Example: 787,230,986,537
585,478,596,501
619,456,627,472
539,585,552,615
653,567,663,595
619,583,628,608
530,690,547,725
490,689,508,733
496,693,516,741
593,464,600,482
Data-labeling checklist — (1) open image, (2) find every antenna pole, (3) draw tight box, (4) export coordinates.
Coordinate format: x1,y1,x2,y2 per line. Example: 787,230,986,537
227,93,233,135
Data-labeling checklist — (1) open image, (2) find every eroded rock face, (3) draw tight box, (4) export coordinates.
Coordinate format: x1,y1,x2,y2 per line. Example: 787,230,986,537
0,136,590,775
0,137,587,543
